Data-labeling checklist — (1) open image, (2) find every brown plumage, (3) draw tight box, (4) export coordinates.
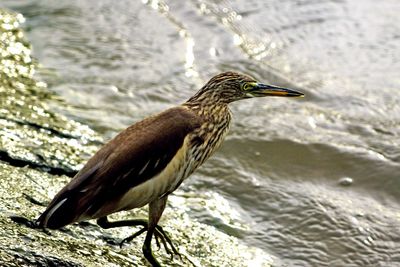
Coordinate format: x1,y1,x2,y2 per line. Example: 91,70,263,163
38,107,202,228
35,71,304,266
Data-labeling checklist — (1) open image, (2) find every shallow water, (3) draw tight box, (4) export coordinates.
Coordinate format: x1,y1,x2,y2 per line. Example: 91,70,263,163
2,0,400,266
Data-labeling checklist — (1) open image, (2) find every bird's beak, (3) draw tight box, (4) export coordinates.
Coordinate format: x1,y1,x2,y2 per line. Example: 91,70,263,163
249,83,304,97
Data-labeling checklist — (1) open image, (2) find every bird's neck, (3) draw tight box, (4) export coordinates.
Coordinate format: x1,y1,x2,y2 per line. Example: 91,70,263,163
182,101,232,126
181,100,232,168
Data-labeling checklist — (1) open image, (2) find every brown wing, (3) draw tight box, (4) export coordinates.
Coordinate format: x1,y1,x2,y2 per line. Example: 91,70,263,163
37,107,201,229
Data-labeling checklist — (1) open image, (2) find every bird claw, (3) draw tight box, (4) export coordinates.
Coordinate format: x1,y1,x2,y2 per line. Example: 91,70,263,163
119,225,181,259
10,215,53,235
119,227,146,248
154,226,181,259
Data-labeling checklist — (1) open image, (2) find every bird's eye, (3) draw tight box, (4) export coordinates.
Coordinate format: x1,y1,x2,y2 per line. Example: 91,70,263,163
242,82,256,91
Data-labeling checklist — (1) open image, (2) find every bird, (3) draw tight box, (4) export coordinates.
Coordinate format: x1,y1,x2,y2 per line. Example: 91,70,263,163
35,71,304,266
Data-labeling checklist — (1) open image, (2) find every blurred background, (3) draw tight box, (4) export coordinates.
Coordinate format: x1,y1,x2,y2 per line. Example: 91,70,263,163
2,0,400,266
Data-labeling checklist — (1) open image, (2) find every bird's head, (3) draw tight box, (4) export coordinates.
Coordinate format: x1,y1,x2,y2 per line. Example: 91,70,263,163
190,71,304,104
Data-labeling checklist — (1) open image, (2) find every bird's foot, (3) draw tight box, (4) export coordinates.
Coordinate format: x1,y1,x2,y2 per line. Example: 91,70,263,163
120,225,181,260
10,215,38,228
10,215,52,235
153,225,181,260
119,227,146,248
143,242,161,267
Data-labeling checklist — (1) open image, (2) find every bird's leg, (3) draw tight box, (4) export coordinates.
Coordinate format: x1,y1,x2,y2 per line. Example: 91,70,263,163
97,216,149,246
143,196,170,267
96,210,180,259
97,216,148,228
120,225,178,254
119,227,147,247
10,215,40,229
151,225,181,257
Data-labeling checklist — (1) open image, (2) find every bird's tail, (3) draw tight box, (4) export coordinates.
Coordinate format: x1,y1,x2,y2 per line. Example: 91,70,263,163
36,194,80,229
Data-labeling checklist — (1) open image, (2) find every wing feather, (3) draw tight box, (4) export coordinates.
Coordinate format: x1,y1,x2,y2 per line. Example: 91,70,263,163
37,107,201,229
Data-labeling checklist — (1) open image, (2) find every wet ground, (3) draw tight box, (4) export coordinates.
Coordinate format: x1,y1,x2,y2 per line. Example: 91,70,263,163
1,0,400,266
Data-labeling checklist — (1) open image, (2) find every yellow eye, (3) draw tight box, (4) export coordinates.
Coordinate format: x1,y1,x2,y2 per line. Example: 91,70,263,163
242,82,257,91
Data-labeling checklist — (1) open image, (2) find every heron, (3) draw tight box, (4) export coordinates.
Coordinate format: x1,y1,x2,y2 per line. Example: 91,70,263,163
35,71,304,266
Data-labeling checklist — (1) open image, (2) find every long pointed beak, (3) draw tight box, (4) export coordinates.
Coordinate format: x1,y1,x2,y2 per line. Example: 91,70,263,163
251,83,304,97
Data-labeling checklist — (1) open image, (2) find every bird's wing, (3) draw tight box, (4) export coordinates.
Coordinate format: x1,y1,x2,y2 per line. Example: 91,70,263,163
37,107,201,229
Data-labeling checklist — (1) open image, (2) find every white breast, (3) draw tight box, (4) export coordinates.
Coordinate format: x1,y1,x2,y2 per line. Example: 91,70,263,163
115,137,192,210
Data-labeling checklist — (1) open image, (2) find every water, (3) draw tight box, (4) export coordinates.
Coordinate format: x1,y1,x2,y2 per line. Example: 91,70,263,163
2,0,400,266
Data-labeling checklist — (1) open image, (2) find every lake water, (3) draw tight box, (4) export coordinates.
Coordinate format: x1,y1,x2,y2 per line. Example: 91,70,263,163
2,0,400,266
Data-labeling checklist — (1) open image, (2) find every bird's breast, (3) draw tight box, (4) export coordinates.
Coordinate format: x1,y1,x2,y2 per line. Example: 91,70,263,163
189,117,231,167
115,136,193,210
112,115,231,212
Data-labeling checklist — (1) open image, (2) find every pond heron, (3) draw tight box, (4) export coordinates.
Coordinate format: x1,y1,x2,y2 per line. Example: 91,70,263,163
36,71,304,266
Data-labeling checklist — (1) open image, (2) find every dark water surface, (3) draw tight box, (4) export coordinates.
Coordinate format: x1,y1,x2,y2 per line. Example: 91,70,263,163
2,0,400,266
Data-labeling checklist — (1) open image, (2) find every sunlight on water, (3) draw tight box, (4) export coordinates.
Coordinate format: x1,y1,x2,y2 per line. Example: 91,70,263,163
144,0,199,78
1,0,399,265
196,0,281,60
